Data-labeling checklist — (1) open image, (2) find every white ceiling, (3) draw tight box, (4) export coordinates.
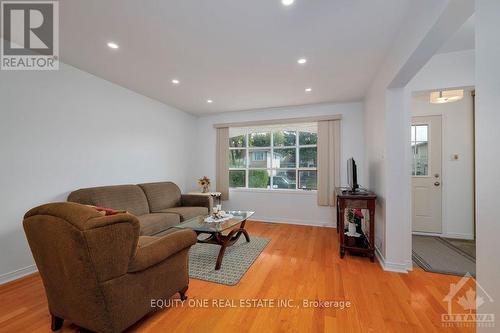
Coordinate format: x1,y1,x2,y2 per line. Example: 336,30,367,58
60,0,413,115
438,14,475,54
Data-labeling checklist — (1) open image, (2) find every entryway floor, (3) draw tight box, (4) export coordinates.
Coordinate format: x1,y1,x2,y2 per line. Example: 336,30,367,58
412,235,476,276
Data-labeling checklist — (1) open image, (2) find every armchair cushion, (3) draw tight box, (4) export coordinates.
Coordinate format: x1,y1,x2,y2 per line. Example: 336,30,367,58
159,206,208,221
128,229,197,272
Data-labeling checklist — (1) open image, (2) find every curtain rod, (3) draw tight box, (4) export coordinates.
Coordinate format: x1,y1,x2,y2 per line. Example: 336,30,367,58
213,114,342,129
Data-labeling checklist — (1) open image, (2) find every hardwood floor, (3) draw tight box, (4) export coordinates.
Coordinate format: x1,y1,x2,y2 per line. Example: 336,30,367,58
0,221,475,333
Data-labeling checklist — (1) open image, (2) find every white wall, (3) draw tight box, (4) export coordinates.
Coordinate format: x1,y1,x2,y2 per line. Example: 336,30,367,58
410,50,475,91
476,0,500,326
193,102,365,227
0,62,197,283
411,93,474,239
364,0,474,272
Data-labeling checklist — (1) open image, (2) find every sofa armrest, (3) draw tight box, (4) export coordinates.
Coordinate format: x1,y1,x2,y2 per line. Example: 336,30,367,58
128,229,197,273
181,194,213,211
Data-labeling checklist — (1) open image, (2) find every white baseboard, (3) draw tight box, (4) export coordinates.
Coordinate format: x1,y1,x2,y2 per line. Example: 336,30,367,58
250,216,336,228
443,232,474,240
412,231,443,237
0,264,37,285
412,231,474,240
375,247,411,273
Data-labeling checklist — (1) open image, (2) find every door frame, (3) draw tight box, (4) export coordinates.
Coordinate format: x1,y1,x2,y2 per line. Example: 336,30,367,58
410,87,477,250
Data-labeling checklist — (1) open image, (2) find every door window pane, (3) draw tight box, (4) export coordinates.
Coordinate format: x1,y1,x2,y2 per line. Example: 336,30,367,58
249,170,270,188
249,132,271,147
249,149,271,168
298,170,317,190
299,131,317,145
415,125,428,141
229,149,246,168
299,147,317,168
273,130,296,147
273,148,296,168
411,125,429,176
414,143,429,175
272,170,296,189
229,170,246,187
229,135,246,147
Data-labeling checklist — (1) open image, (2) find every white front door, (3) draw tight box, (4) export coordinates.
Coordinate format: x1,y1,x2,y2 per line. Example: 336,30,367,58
411,116,443,233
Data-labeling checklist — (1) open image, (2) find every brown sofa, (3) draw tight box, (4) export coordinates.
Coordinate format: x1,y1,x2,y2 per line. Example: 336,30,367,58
67,182,212,236
23,202,197,333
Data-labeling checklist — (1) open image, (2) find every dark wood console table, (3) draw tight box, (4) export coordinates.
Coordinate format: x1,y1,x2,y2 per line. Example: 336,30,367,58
336,188,376,262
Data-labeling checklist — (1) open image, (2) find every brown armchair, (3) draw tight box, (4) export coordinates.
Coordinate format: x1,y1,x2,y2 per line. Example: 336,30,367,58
23,202,197,333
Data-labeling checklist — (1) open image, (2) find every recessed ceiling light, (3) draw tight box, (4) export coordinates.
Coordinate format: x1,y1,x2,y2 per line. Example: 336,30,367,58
107,42,119,49
171,79,180,85
305,88,312,92
282,0,294,6
297,58,307,64
207,99,213,104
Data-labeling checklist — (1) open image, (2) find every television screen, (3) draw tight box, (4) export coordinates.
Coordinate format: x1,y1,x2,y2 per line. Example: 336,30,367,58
347,158,359,191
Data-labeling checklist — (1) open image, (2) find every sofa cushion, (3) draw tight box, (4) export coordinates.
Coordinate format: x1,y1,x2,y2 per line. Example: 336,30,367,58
137,213,180,236
68,185,150,216
160,206,208,221
138,182,182,212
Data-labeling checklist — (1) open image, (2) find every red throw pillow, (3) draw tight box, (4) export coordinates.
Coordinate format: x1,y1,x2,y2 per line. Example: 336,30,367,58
86,205,126,216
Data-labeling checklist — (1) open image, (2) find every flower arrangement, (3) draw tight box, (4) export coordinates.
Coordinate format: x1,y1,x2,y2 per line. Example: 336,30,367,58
347,208,364,225
198,176,211,193
346,208,364,237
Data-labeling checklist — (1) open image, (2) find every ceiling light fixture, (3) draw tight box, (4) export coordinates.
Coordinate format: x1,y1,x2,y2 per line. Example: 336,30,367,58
171,79,180,85
207,99,213,104
297,58,307,64
282,0,295,6
107,42,119,49
305,88,312,92
430,89,464,104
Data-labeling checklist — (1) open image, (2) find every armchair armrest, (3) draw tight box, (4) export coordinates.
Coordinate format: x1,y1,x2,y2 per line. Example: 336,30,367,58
181,194,213,211
128,229,197,273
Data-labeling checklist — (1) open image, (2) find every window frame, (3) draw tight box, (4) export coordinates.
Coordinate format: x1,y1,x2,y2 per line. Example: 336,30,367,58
229,127,317,191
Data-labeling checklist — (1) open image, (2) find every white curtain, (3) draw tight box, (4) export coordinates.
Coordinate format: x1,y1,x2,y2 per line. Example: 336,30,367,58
216,127,229,200
317,120,341,206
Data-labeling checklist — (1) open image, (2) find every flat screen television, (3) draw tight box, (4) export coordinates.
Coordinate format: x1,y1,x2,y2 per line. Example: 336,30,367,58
347,158,359,191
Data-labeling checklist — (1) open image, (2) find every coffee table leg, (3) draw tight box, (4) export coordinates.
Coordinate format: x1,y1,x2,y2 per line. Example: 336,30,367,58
240,229,250,242
213,224,251,270
215,243,227,270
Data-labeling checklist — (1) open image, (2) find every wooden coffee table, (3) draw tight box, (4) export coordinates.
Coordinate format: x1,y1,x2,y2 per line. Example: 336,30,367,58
174,211,254,270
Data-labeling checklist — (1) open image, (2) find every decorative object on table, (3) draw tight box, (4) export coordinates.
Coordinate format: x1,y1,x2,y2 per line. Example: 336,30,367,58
198,176,211,193
336,188,376,262
204,204,233,223
345,208,363,237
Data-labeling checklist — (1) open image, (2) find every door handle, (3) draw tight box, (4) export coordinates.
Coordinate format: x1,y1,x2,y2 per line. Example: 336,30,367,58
434,182,440,186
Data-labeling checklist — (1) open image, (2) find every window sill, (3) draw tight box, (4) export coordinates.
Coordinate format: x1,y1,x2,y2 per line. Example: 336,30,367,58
229,188,317,195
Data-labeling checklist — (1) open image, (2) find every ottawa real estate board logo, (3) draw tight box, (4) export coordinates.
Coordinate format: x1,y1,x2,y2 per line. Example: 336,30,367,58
1,1,58,70
442,273,495,328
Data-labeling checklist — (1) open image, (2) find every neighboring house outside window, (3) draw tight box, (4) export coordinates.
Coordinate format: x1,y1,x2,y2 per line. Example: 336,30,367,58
229,123,317,191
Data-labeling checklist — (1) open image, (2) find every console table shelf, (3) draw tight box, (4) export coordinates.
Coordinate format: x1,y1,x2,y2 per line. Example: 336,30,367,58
336,188,377,262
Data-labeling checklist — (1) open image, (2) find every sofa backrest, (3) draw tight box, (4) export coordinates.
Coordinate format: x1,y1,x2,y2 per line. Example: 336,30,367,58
138,182,181,212
68,184,150,216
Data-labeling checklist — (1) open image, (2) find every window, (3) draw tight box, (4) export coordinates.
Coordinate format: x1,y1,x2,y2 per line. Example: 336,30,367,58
411,125,429,176
229,124,317,190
